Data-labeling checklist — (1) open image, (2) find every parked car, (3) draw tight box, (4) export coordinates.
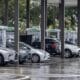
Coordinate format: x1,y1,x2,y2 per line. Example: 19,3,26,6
56,40,80,58
32,37,60,56
7,41,50,63
19,42,50,63
64,43,80,58
0,47,17,66
6,42,29,64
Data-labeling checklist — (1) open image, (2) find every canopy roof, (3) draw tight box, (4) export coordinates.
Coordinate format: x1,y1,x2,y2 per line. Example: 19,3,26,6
32,0,77,6
48,0,77,6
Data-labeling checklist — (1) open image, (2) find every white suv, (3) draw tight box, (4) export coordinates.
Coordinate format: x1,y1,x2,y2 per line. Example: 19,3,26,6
64,44,80,58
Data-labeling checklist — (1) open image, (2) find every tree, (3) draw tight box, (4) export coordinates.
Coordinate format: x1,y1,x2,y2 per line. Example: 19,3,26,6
0,0,4,25
0,0,77,31
65,7,77,30
47,5,59,28
30,2,40,26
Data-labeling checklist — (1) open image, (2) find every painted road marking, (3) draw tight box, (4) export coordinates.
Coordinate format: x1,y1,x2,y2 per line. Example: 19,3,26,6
0,73,30,80
31,74,80,78
16,76,30,80
1,73,80,79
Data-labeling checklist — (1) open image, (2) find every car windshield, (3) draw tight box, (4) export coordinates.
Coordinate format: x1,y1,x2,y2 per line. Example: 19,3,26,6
46,38,60,45
7,41,34,50
19,42,27,49
65,41,76,45
19,42,34,50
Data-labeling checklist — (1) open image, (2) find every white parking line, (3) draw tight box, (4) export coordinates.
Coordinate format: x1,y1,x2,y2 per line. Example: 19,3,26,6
31,74,80,78
1,73,80,79
0,73,30,80
16,76,30,80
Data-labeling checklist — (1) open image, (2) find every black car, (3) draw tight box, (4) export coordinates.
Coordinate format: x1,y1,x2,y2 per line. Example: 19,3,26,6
32,38,60,56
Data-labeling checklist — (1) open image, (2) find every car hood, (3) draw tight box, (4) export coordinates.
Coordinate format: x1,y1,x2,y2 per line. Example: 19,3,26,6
36,49,48,53
0,47,15,54
65,43,80,49
30,48,43,54
30,48,49,56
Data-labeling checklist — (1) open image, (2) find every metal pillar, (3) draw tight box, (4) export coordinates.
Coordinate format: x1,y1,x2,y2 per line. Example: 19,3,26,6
14,0,19,62
45,0,47,30
4,0,8,25
77,0,80,47
59,0,65,58
41,0,47,50
26,0,30,28
59,3,61,29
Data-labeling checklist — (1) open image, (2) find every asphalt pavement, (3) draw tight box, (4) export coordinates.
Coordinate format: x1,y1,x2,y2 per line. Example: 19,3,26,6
0,57,80,80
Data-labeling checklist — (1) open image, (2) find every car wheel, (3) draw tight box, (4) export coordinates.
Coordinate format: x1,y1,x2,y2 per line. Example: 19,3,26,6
19,56,25,64
0,54,5,66
19,58,24,64
31,54,40,63
64,49,72,58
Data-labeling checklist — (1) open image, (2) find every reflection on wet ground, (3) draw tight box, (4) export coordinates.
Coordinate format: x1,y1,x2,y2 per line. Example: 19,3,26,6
0,57,80,80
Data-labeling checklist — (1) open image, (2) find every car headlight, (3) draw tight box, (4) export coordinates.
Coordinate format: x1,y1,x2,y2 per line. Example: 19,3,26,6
8,53,12,57
8,50,16,58
9,54,13,57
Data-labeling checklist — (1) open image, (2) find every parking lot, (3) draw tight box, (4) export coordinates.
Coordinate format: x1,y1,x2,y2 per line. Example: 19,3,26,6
1,0,80,80
0,57,80,80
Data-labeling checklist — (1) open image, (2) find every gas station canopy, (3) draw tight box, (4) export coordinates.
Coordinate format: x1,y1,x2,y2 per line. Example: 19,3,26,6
48,0,77,6
33,0,77,6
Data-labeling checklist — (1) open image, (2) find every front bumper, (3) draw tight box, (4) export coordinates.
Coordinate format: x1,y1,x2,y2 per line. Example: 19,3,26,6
41,54,50,61
8,53,18,64
5,59,18,64
72,49,80,55
8,60,18,64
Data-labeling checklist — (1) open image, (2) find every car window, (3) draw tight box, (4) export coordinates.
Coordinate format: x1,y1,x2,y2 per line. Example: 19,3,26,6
7,41,33,50
19,43,26,49
45,39,54,43
19,42,31,50
6,42,14,48
7,42,26,49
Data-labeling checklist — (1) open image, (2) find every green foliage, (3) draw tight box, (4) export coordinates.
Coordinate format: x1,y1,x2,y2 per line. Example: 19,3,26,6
19,0,26,21
0,0,77,31
30,3,40,26
19,20,26,34
0,0,4,25
8,0,15,26
65,7,77,30
47,5,59,27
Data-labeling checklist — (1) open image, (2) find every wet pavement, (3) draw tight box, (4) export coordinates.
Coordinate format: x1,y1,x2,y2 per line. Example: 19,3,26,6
0,57,80,80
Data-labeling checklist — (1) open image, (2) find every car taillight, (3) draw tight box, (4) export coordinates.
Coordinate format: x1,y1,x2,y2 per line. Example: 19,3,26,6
51,43,56,48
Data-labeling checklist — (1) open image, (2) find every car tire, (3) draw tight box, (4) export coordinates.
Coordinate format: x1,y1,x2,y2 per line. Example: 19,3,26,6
19,61,24,64
19,56,25,64
64,49,72,58
0,54,5,66
31,54,40,63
